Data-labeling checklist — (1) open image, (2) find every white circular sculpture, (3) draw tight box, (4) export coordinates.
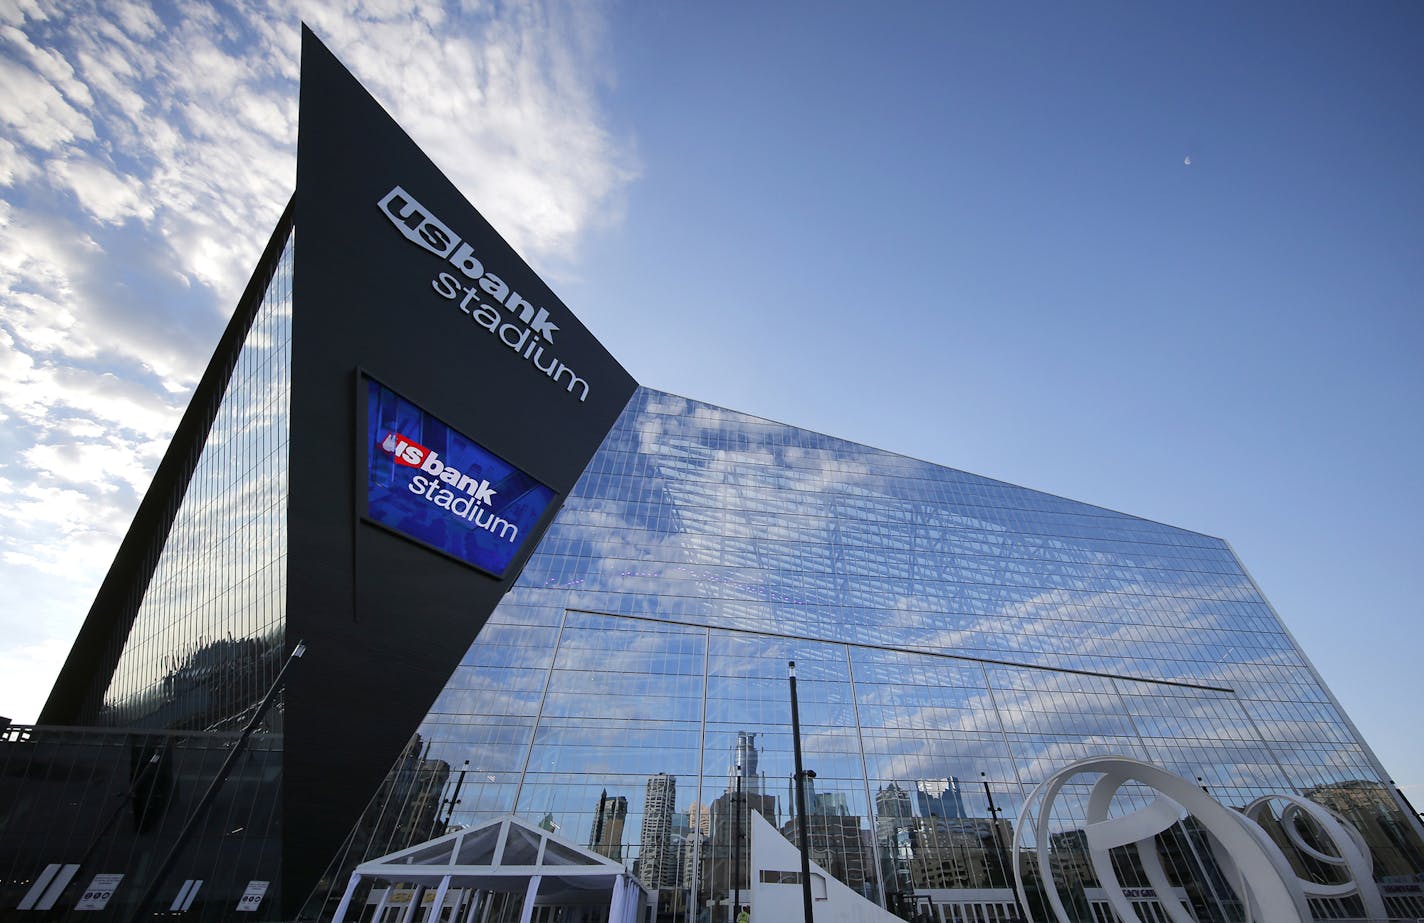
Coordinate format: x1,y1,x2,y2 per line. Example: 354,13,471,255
1011,756,1320,923
1242,792,1386,921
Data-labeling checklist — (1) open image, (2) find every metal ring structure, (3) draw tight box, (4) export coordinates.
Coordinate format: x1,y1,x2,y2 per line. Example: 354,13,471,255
1012,756,1312,923
1242,793,1386,919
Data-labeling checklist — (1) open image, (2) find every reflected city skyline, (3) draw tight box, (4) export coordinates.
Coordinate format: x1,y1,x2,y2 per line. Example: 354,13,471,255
312,389,1424,922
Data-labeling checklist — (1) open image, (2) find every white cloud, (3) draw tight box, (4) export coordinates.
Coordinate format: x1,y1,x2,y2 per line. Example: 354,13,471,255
24,438,156,496
0,23,94,108
48,154,156,224
297,0,635,259
0,55,95,148
0,138,39,186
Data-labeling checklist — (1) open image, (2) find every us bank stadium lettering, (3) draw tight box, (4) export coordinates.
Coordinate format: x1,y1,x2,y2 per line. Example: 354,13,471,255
378,185,591,402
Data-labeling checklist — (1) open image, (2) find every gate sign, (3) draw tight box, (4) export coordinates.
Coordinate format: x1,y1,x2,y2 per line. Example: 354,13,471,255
75,873,123,911
236,880,269,912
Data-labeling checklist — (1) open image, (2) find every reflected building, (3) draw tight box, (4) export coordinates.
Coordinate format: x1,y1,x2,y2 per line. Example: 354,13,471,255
905,816,1010,890
1303,781,1424,879
687,802,712,838
783,788,875,897
9,25,1424,923
639,773,678,889
814,791,850,817
872,779,1012,901
347,736,452,862
875,783,916,897
680,803,711,893
590,791,628,861
680,829,705,892
875,783,914,833
729,732,764,796
916,778,967,820
701,742,779,907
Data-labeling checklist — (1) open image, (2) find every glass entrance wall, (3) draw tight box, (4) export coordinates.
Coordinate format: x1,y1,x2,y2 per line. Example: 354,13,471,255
340,609,1424,921
323,387,1424,919
97,232,294,732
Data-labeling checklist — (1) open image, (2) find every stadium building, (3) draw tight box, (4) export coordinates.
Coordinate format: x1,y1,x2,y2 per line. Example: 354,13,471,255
3,28,1422,923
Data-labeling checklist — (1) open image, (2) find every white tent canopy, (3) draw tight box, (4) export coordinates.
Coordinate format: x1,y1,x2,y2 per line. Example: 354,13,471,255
331,814,651,923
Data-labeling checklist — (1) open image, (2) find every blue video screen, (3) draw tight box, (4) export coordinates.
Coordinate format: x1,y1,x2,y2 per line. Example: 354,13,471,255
364,379,556,577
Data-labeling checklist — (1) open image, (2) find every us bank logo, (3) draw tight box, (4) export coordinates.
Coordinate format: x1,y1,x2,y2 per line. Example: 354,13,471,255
380,432,503,528
378,185,591,402
365,379,556,577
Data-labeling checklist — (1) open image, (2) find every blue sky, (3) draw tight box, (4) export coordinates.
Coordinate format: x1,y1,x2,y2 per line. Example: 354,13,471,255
1,1,1420,803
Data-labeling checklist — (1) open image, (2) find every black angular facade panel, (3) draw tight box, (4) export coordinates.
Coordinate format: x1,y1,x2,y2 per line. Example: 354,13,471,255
284,30,635,905
9,25,1424,923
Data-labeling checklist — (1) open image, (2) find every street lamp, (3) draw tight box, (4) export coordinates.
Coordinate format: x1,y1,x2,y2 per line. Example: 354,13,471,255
788,661,815,923
981,772,1003,846
437,760,470,838
733,760,742,923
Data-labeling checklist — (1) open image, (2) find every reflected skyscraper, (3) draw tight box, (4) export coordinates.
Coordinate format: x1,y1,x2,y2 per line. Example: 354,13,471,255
680,802,711,893
916,778,967,819
875,784,913,832
728,731,762,796
590,790,628,861
640,773,678,889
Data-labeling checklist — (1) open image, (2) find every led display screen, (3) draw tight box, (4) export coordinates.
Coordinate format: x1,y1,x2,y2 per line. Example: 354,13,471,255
363,378,556,576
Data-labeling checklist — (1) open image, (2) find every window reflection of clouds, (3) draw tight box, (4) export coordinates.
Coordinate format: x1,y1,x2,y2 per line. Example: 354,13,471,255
350,388,1418,899
99,234,293,728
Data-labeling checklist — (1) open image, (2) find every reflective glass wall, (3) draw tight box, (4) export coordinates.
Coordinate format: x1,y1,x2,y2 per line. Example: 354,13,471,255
327,388,1424,921
98,234,294,731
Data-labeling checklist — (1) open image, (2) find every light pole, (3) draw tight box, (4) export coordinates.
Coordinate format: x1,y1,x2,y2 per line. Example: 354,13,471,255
437,760,470,838
788,661,815,923
732,760,742,923
981,771,1011,892
981,772,1003,847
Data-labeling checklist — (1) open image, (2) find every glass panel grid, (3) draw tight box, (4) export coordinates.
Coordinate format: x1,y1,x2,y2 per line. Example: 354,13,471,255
98,233,294,730
333,386,1422,917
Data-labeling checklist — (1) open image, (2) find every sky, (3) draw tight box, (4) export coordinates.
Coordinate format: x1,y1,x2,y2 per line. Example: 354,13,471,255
0,0,1420,804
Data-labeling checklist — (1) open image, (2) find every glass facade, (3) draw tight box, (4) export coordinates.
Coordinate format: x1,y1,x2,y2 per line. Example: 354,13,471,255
329,388,1424,922
98,233,294,732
